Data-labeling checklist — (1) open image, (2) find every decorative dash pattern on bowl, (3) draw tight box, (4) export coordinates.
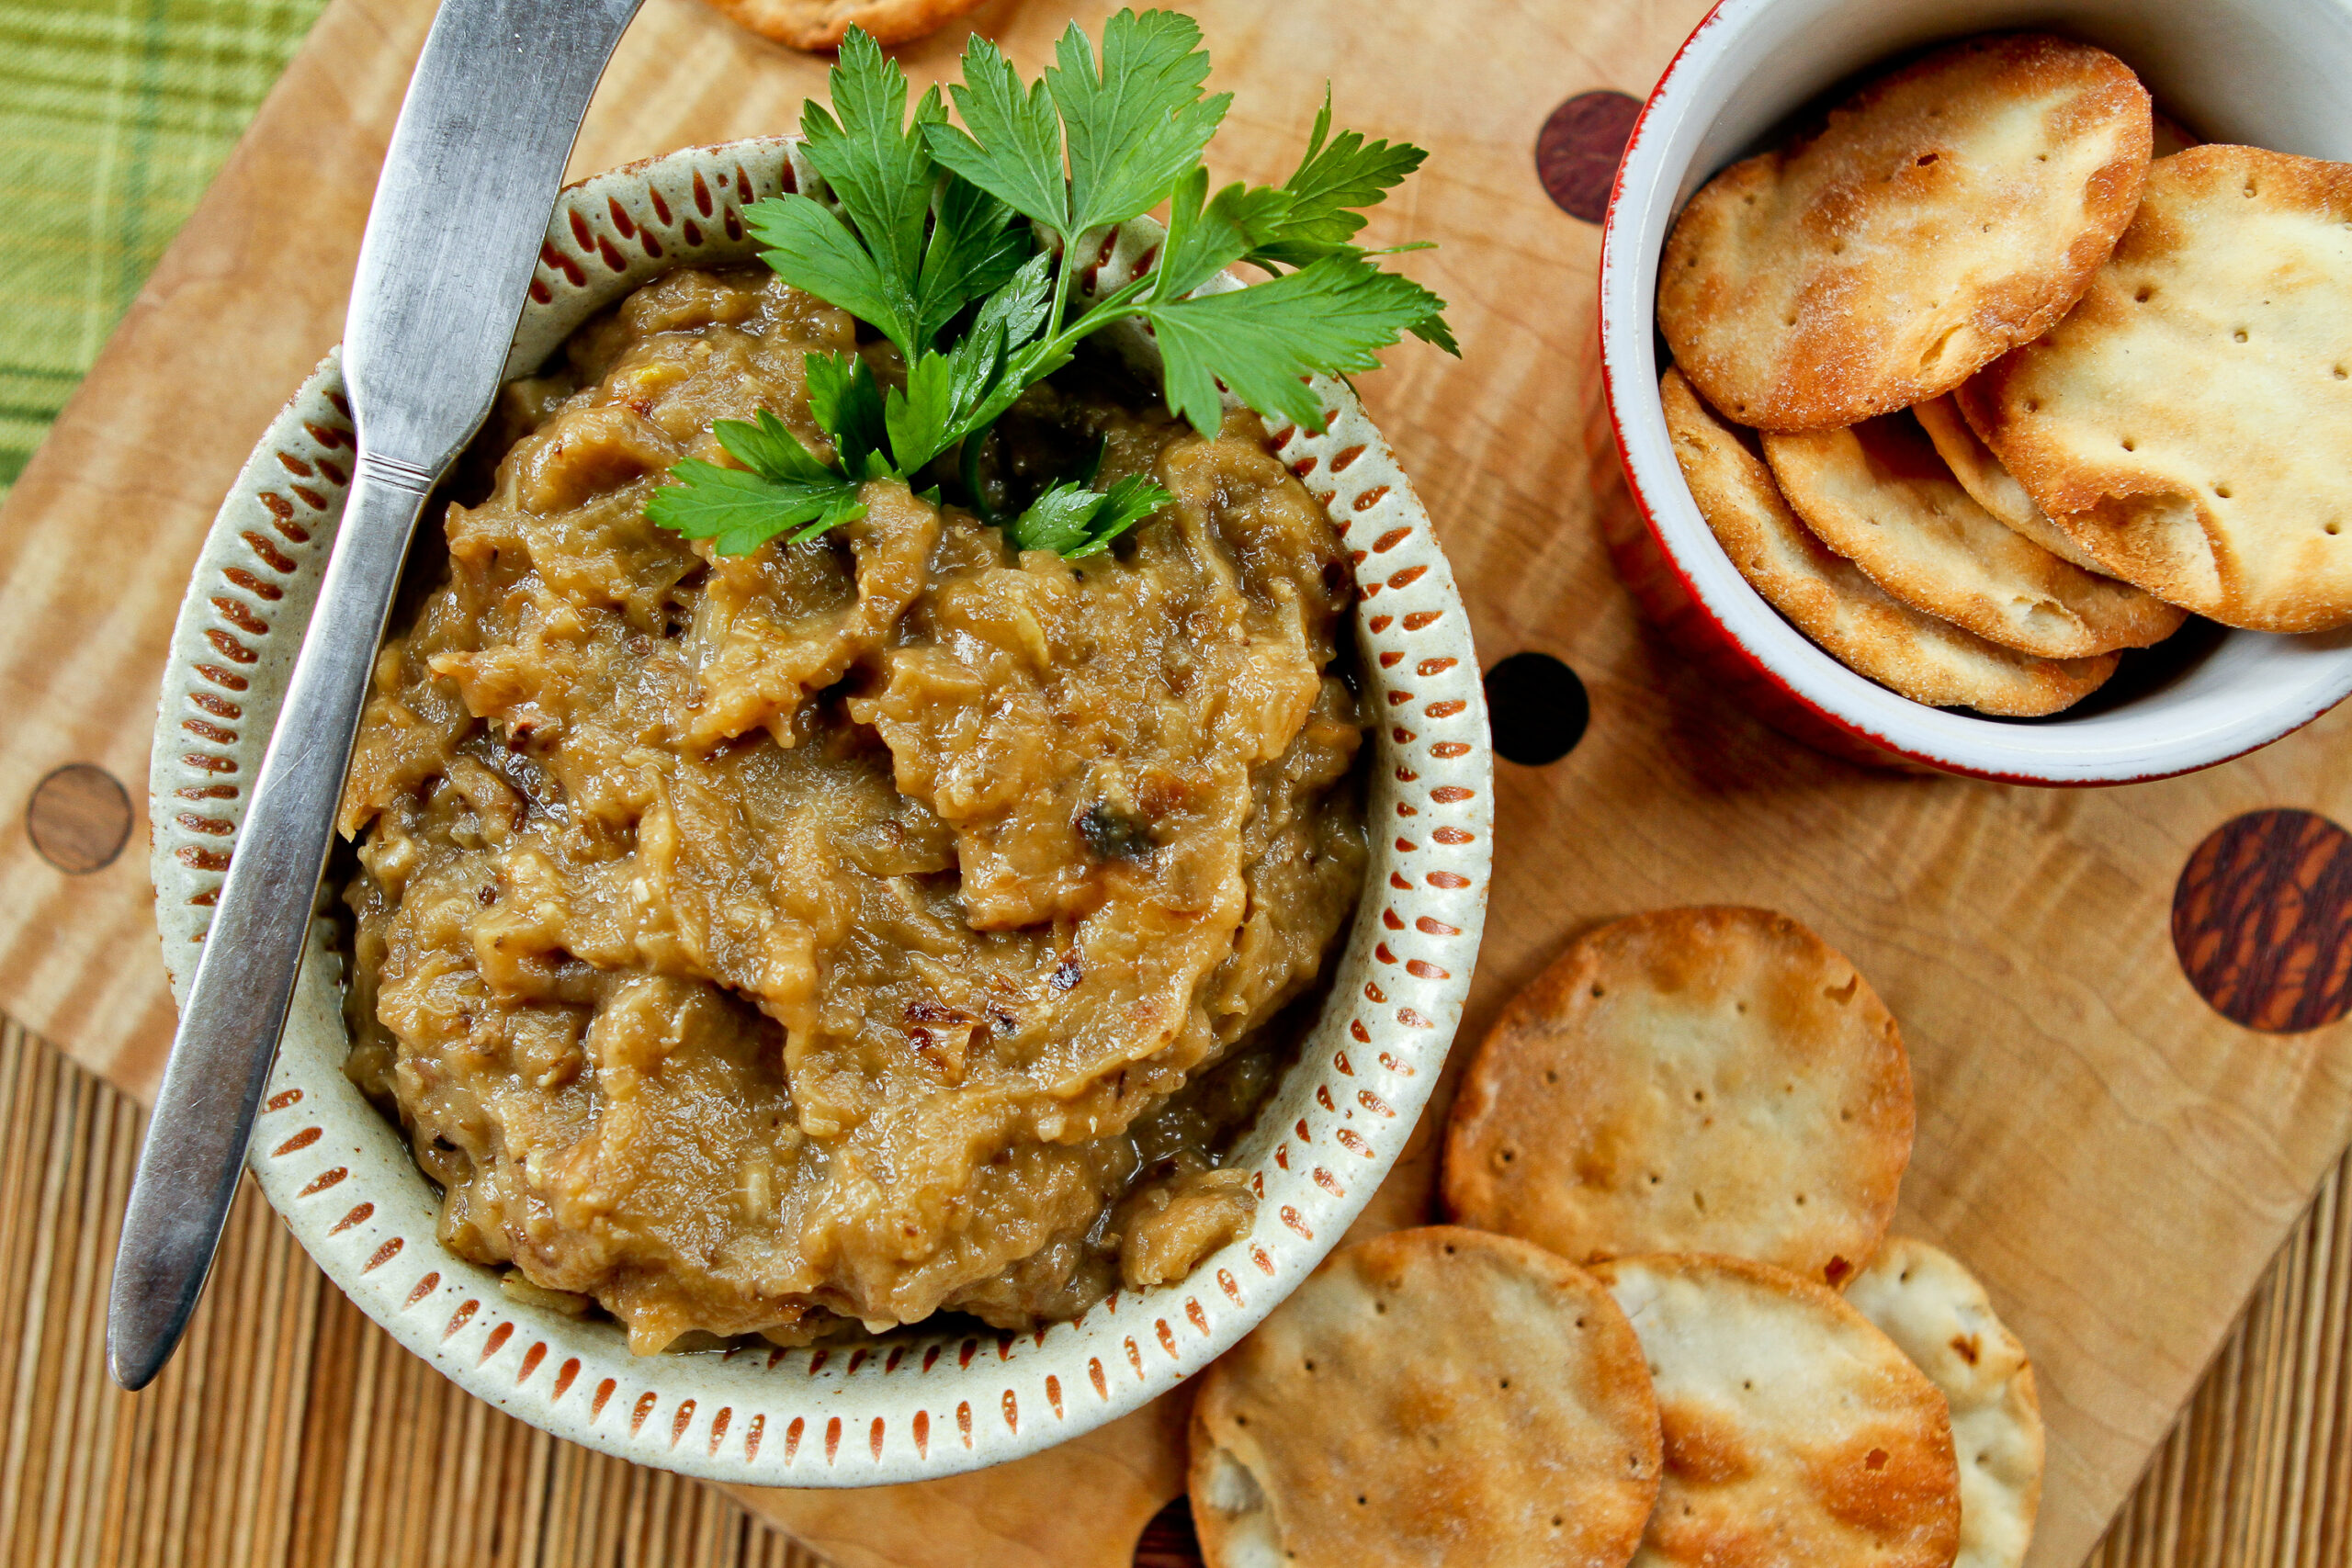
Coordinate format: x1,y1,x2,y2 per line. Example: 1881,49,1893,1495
147,138,1492,1486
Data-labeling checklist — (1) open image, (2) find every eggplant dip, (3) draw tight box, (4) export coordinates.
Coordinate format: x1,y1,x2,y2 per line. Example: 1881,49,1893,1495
336,266,1367,1351
334,12,1451,1355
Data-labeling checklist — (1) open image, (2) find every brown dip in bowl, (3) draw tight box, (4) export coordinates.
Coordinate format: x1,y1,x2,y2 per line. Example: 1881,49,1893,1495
155,137,1487,1483
334,263,1369,1354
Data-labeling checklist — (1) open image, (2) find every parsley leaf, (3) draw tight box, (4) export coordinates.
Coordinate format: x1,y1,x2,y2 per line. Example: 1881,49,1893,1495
646,464,867,555
644,12,1452,561
961,250,1053,374
805,351,890,479
1086,474,1173,554
647,412,869,558
924,34,1070,235
1400,301,1460,355
792,30,942,348
914,175,1032,348
715,409,836,483
1049,11,1229,242
1005,482,1102,555
945,250,1055,428
885,350,958,474
955,253,1080,435
745,197,917,356
1151,90,1432,300
1155,165,1289,302
1145,255,1449,434
1009,472,1172,557
1246,88,1427,268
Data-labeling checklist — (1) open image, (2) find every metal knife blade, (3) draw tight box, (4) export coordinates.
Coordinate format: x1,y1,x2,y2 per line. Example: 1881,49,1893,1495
108,0,645,1392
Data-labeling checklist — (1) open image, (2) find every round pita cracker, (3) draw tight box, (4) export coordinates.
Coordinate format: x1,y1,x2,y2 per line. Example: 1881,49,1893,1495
1190,1227,1662,1568
1762,412,2186,657
692,0,984,50
1957,146,2352,631
1660,368,2119,716
1443,907,1911,1290
1596,1253,1962,1568
1913,394,2108,571
1658,34,2151,431
1847,1237,2045,1568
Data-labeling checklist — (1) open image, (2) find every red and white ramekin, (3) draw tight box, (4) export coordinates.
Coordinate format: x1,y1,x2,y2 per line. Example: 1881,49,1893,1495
1598,0,2352,784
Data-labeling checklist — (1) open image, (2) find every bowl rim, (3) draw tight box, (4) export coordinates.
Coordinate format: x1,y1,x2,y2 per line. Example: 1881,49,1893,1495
147,135,1492,1485
1595,0,2352,786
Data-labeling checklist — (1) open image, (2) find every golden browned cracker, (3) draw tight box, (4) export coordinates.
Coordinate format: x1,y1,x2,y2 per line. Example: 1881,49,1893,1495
1914,393,2109,571
1444,905,1911,1288
1958,145,2352,631
1598,1253,1963,1568
1848,1237,2045,1568
1191,1226,1661,1568
1764,411,2187,655
1660,369,2119,714
1659,34,2150,431
691,0,985,51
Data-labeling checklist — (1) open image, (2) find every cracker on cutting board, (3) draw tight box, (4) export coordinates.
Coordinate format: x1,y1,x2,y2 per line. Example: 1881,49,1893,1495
1957,144,2352,631
692,0,985,50
1657,33,2151,431
1660,368,2120,715
1913,393,2109,571
1190,1226,1662,1568
1848,1237,2045,1568
1443,906,1911,1289
1597,1253,1962,1568
1763,412,2188,656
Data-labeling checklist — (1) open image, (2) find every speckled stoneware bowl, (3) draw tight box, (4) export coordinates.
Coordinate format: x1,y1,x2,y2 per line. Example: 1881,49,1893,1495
149,138,1491,1485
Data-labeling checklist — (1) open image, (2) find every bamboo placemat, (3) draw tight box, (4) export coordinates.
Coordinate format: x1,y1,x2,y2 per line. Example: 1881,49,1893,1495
0,1016,819,1568
3,1003,2346,1568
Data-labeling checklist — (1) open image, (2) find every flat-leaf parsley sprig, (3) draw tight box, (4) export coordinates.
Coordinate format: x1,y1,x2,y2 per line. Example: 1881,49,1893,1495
644,9,1453,558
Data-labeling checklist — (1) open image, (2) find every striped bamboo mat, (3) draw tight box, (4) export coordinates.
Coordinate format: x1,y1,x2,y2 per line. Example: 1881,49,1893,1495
0,1017,819,1568
2,1006,2346,1568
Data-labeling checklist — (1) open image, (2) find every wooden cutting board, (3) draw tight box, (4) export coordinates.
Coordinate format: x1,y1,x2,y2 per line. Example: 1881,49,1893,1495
6,0,2351,1563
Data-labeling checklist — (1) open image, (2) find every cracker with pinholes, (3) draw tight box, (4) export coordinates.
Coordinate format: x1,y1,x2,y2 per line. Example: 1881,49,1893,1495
1660,369,2119,715
1914,394,2109,571
1658,34,2151,431
1958,145,2352,631
1443,906,1911,1291
1762,412,2186,657
1190,1227,1662,1568
1848,1237,2045,1568
691,0,986,50
1597,1253,1962,1568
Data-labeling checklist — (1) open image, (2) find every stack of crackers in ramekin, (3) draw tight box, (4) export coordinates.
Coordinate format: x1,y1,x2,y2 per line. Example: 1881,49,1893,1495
1187,909,2037,1568
1655,34,2352,717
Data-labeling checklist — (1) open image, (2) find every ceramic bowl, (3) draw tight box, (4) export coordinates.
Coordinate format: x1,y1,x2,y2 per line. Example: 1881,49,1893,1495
148,138,1490,1485
1599,0,2352,784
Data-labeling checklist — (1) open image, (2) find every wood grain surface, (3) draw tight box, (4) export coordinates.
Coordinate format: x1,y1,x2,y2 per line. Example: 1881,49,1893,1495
4,0,2351,1564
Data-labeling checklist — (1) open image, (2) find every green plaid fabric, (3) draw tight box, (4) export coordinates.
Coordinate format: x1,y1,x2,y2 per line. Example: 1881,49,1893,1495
0,0,326,493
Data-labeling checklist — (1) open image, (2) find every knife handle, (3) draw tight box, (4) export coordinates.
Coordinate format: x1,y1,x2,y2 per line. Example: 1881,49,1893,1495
108,454,434,1390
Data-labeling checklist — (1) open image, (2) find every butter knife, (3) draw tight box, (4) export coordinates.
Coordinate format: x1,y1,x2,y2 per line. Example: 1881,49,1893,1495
109,0,645,1391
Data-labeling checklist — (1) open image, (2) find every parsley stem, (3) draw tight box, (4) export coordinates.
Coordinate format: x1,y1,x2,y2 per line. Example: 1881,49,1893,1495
959,419,999,522
1046,230,1080,346
1035,272,1155,364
